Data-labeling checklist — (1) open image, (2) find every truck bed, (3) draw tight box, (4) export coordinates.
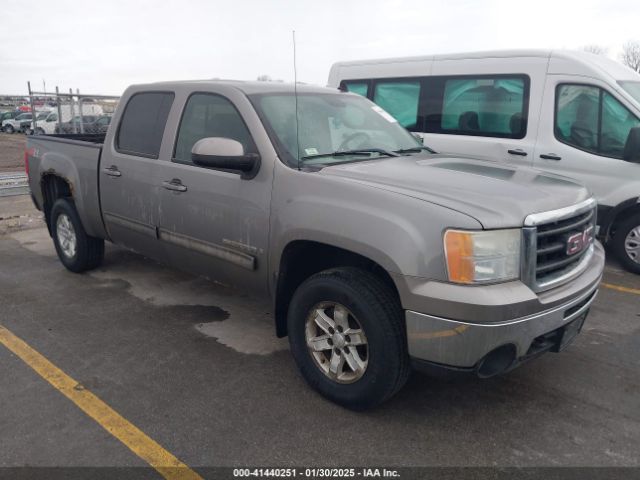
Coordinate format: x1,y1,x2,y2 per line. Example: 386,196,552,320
27,133,108,239
31,132,106,144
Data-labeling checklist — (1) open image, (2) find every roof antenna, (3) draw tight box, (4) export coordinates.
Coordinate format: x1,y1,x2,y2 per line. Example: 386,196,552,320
293,30,301,171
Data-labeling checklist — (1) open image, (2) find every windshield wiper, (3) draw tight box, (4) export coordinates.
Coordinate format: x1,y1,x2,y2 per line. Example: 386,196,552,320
300,148,398,162
394,146,437,154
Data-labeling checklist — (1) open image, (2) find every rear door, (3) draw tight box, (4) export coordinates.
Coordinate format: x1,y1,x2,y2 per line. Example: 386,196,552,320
155,88,272,294
100,91,174,259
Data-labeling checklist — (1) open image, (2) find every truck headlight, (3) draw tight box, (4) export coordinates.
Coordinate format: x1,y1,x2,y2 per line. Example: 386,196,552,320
444,229,521,284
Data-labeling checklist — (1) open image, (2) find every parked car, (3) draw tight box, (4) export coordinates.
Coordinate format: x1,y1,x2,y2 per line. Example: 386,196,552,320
2,112,33,133
26,80,605,409
54,115,99,134
0,110,22,125
329,49,640,273
83,115,112,133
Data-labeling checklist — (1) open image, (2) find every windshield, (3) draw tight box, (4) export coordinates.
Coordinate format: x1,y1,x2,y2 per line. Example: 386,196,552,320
36,112,48,120
619,81,640,105
250,92,423,167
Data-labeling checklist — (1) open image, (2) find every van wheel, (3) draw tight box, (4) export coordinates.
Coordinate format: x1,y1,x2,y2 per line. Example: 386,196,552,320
4,124,14,134
51,198,104,273
612,212,640,274
287,267,409,409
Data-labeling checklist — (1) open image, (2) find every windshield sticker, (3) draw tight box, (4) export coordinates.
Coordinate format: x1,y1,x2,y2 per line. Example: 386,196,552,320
304,147,319,156
372,105,398,123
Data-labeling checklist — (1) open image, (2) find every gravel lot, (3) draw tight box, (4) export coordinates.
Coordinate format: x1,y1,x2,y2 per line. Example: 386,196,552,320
0,133,26,172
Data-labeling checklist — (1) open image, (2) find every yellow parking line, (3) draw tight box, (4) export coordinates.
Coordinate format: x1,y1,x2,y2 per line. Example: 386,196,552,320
0,324,202,480
601,282,640,296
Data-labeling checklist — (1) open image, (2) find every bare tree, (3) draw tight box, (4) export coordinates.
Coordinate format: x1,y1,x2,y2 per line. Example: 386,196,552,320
582,44,608,56
621,41,640,72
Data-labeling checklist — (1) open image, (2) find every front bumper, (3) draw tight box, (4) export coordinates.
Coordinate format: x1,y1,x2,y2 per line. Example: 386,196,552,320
404,242,604,370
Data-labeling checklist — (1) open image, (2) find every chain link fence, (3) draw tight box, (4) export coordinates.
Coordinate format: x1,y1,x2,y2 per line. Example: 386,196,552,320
0,84,120,136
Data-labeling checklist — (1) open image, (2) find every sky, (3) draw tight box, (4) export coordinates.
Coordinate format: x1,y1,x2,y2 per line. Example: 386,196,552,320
1,0,639,96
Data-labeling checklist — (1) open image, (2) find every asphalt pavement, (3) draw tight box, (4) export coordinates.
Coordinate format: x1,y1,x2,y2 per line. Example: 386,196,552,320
0,207,639,477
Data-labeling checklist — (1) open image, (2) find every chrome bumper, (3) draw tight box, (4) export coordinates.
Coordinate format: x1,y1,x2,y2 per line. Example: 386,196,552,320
406,279,599,368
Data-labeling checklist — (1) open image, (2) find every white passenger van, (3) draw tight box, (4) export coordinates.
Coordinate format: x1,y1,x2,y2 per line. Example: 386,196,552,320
328,50,640,273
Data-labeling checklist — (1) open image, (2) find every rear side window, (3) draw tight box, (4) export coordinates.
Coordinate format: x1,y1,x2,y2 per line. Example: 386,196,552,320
436,77,527,138
555,84,640,158
373,80,421,129
116,92,174,158
173,93,255,165
342,81,369,97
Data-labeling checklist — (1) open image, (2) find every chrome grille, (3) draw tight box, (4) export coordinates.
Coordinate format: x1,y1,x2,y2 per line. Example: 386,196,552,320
522,198,597,292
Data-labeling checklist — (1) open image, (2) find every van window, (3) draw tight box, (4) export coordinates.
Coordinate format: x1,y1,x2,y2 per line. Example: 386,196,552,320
173,93,255,165
373,80,421,129
555,84,640,158
116,92,174,159
342,81,369,97
437,77,527,138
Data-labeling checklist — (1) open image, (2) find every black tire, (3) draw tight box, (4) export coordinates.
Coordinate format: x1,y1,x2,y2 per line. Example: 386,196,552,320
4,124,14,134
50,198,104,273
611,212,640,274
287,267,410,409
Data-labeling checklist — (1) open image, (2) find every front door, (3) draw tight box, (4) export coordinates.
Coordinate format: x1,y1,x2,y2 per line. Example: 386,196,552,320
156,90,272,294
533,77,640,209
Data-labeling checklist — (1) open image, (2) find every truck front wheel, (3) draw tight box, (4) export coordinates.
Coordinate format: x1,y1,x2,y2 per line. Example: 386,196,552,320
612,212,640,274
51,198,104,273
287,267,410,409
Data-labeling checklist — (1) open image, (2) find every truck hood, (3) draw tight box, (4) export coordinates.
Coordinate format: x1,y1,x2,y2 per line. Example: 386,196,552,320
320,154,590,229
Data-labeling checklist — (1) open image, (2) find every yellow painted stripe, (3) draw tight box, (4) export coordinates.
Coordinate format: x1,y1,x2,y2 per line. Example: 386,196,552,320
601,282,640,296
0,325,202,480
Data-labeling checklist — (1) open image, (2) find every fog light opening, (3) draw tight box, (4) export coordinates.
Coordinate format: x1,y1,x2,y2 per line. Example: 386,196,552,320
476,344,516,378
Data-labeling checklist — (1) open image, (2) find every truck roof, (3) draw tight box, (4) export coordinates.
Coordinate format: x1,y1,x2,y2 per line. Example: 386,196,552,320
131,79,334,95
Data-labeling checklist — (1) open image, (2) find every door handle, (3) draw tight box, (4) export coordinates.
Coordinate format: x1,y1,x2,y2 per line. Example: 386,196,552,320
162,179,187,192
540,153,562,161
102,165,121,177
507,149,528,157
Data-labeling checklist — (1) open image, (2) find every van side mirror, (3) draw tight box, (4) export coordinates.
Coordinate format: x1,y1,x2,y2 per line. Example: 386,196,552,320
623,127,640,163
191,137,260,178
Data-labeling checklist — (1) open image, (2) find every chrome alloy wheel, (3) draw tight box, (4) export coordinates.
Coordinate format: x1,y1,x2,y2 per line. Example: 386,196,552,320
625,225,640,264
56,213,77,259
305,302,368,384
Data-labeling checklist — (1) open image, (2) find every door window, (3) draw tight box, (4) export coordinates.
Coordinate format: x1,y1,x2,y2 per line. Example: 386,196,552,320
555,84,640,158
116,92,174,158
437,77,527,138
173,93,255,165
372,80,421,129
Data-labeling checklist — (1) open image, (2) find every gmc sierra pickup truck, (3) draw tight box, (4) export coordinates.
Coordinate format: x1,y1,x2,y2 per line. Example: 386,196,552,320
26,80,605,409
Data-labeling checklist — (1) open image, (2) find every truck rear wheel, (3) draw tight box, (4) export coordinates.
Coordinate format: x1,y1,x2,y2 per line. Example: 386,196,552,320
287,267,409,409
612,212,640,274
51,198,104,273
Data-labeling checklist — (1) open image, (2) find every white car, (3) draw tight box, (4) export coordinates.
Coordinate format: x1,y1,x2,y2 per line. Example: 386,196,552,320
2,112,33,133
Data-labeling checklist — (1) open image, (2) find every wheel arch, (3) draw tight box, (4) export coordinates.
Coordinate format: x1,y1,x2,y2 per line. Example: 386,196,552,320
600,197,640,241
273,240,402,338
41,174,73,235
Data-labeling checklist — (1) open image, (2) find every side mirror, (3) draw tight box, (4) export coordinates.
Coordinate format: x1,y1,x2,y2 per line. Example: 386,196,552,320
191,137,259,177
412,132,424,144
624,127,640,163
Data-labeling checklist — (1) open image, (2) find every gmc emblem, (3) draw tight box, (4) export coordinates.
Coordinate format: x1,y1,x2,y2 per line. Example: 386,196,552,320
566,225,594,256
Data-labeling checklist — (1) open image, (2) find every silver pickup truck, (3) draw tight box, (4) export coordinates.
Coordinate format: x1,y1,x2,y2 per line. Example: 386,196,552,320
26,80,605,409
